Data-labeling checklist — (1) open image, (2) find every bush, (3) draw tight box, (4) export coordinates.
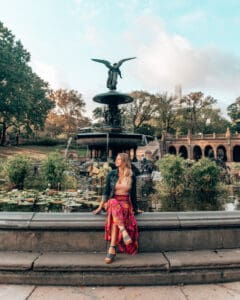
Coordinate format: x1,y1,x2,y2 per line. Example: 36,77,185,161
155,156,228,211
156,155,188,211
188,158,225,210
24,137,64,146
42,152,68,189
6,155,31,189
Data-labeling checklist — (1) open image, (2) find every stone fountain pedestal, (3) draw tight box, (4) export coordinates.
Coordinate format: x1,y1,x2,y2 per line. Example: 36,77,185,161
76,91,153,161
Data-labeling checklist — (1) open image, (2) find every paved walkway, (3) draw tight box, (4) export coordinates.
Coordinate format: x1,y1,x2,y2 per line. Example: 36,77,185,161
1,282,240,300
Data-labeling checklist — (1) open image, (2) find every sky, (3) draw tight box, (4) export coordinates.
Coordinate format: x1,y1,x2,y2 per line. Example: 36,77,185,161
1,0,240,119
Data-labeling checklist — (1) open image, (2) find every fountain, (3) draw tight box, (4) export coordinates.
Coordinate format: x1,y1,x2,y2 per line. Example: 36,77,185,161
64,137,73,158
75,57,153,161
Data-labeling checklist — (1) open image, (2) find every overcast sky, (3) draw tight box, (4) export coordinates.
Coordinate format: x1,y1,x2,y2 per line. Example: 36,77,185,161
1,0,240,118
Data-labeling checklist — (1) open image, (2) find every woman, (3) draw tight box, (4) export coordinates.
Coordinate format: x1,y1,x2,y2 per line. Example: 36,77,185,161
93,153,139,264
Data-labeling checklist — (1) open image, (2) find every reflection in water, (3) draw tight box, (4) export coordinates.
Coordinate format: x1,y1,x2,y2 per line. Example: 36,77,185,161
226,185,240,211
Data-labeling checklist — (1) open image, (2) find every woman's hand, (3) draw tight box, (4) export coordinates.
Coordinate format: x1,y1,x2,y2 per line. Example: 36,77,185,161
93,201,105,215
93,206,102,215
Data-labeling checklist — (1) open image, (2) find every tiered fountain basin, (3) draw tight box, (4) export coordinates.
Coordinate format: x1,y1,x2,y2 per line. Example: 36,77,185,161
93,91,133,105
76,90,153,160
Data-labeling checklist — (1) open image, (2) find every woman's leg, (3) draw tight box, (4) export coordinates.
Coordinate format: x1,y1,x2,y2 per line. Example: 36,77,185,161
105,198,132,249
109,224,118,252
105,224,118,263
118,225,132,245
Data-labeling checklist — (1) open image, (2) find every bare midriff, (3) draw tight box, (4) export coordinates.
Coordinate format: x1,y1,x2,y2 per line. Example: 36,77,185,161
114,181,130,196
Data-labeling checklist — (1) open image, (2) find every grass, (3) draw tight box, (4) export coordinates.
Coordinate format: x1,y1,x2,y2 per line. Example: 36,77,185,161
0,145,68,160
0,145,88,161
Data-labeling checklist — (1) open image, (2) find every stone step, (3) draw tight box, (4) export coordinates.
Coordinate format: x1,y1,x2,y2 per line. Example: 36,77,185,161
0,249,240,286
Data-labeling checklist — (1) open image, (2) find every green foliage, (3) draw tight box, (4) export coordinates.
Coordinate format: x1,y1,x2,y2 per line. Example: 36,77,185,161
62,174,78,190
156,155,187,210
189,158,220,191
6,155,30,189
227,97,240,133
135,124,155,136
0,21,54,145
32,137,60,146
188,158,224,210
129,91,159,131
42,152,68,189
156,155,227,211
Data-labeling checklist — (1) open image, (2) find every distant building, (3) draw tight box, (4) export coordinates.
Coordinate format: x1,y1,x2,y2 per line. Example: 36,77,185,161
174,84,182,100
160,128,240,162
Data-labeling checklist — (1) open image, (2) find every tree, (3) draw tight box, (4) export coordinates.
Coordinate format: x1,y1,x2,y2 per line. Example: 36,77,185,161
127,91,159,132
0,21,53,145
92,106,107,128
178,92,217,134
48,89,90,137
44,112,65,138
227,97,240,132
197,108,230,134
153,93,177,135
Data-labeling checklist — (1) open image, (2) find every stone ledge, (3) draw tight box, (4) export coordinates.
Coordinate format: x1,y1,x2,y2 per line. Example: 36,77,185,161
0,211,240,230
0,212,34,229
1,212,240,252
178,211,240,228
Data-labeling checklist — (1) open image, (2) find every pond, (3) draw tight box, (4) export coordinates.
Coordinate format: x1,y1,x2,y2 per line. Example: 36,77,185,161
0,157,238,213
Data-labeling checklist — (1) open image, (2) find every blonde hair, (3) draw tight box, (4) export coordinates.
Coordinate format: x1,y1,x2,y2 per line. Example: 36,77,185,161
117,153,132,184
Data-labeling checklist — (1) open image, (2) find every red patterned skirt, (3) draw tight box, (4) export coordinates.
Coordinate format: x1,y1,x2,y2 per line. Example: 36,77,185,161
104,195,138,255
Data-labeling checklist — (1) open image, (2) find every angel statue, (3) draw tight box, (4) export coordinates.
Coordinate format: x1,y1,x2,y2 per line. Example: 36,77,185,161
91,57,136,90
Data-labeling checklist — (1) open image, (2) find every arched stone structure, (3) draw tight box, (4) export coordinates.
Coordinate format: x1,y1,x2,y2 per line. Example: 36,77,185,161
168,145,177,155
179,145,188,159
233,145,240,162
217,145,227,162
204,145,214,159
193,145,202,160
160,129,240,162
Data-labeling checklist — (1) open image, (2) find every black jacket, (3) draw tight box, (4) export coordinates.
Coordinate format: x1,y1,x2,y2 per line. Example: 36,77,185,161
102,169,138,212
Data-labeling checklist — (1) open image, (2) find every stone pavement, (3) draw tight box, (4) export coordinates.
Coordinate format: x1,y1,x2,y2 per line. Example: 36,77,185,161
1,282,240,300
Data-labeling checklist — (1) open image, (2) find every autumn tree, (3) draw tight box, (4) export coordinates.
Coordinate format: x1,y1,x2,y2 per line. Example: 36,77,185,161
0,21,53,145
48,89,90,138
44,112,65,138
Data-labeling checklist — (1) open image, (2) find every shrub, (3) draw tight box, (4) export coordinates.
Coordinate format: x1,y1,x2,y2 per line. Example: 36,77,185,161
188,158,225,210
42,152,68,189
155,156,228,211
6,155,31,189
156,155,188,211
